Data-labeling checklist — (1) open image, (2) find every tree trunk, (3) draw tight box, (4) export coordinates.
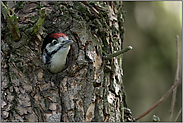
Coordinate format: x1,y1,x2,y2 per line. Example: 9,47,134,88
1,1,132,122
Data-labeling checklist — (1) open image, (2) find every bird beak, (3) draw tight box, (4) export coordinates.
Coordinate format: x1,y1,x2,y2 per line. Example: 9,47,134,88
64,40,74,47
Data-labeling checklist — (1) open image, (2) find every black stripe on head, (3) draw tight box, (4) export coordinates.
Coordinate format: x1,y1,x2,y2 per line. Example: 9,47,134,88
41,35,54,53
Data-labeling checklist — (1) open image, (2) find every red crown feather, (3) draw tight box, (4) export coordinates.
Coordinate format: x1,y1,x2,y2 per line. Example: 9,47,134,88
49,33,67,39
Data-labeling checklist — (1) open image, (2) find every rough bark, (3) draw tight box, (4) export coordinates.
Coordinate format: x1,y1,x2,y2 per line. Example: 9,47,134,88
1,1,132,122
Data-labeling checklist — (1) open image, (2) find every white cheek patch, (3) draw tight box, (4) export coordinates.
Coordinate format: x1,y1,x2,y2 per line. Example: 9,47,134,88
46,42,61,53
45,43,53,52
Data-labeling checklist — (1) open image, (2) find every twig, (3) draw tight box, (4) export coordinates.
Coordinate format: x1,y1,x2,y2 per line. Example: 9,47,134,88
174,108,182,122
169,35,180,121
30,8,46,36
1,1,20,41
103,46,132,59
134,78,182,121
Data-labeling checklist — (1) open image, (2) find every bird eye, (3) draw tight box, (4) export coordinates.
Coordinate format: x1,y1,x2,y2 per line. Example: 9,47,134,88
52,40,58,45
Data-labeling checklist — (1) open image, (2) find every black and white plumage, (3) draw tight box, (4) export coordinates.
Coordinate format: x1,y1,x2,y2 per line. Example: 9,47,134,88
41,33,73,73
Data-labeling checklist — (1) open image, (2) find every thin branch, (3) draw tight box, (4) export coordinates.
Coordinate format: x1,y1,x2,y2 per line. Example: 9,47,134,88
1,1,20,41
103,46,132,59
169,35,180,121
134,78,182,121
174,108,182,122
30,8,46,36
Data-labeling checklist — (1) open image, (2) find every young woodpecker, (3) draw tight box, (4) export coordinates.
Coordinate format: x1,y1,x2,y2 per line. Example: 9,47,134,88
41,33,73,74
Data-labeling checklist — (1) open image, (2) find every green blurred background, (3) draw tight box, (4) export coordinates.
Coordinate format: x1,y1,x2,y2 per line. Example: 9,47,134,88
123,1,182,122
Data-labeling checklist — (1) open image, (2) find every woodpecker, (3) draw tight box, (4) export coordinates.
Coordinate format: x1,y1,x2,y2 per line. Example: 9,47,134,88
41,33,73,74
